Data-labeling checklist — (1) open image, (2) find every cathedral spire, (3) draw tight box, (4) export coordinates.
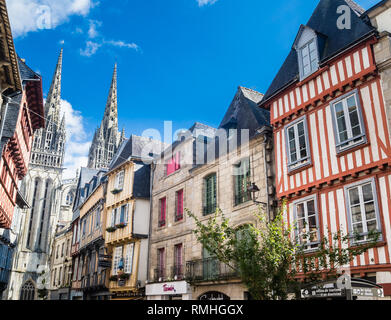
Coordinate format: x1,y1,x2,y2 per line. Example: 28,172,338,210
45,48,63,124
87,63,122,170
101,63,118,132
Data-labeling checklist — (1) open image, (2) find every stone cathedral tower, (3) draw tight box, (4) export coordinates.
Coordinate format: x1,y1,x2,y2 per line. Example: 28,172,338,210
87,64,125,170
6,50,76,300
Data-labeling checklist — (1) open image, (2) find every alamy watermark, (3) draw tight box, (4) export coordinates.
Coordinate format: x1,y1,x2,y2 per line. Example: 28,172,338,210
36,5,52,30
337,5,352,30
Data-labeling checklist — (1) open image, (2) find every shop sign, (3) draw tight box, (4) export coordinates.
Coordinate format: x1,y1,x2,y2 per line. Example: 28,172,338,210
146,281,189,296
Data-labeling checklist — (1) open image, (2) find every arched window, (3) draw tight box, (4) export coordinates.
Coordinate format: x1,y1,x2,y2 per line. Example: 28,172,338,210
20,280,36,300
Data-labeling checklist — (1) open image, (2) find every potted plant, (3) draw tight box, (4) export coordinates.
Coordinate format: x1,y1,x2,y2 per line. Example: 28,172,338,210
109,275,118,281
119,273,130,280
111,188,122,195
106,226,117,233
115,222,127,229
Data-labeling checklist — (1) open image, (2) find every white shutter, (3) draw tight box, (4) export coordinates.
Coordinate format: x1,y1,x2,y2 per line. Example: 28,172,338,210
112,246,123,275
125,204,129,224
115,207,121,225
111,209,116,227
124,243,134,274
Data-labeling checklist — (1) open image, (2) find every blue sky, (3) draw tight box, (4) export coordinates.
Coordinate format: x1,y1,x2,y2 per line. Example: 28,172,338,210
7,0,380,178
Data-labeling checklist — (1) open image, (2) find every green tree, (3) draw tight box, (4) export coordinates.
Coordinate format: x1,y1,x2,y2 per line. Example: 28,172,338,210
186,203,380,300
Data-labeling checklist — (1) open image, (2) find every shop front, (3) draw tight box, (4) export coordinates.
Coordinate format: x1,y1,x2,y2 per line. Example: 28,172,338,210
146,281,192,300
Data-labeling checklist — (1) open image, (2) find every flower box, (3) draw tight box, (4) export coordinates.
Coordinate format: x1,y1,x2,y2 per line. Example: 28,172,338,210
106,226,117,233
109,275,118,281
115,223,127,229
119,273,130,280
111,188,123,195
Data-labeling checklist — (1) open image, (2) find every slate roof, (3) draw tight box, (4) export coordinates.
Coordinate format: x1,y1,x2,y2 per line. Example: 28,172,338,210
17,56,41,82
220,86,270,138
110,135,167,171
261,0,375,104
71,167,100,222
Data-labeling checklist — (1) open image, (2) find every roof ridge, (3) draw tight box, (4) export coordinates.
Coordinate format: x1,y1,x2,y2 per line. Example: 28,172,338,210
344,0,365,16
239,86,264,96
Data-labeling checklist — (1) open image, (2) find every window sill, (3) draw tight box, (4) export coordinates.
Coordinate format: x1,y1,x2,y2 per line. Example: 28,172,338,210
233,200,253,212
288,162,313,176
336,141,369,158
111,189,123,195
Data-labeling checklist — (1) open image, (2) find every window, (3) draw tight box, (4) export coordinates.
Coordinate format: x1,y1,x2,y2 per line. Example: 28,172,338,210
123,243,134,274
66,192,74,206
299,39,319,79
346,179,381,243
61,243,64,257
331,90,366,152
119,204,128,225
90,213,94,234
157,248,165,279
95,208,101,229
159,198,166,227
112,246,123,275
20,281,35,300
166,152,181,176
234,159,251,206
285,117,311,171
56,245,59,259
114,170,125,190
174,244,183,278
175,190,184,222
294,196,320,250
82,218,86,238
111,208,118,227
203,174,217,215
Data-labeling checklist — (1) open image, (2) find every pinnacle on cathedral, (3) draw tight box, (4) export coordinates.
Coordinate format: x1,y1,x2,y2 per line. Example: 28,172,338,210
87,63,125,170
30,49,66,169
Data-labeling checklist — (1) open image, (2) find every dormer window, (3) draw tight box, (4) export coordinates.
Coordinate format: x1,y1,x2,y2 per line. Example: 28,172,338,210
294,25,320,81
299,39,319,80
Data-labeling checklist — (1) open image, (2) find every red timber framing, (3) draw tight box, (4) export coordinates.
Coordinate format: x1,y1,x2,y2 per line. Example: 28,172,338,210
262,33,391,283
0,77,44,229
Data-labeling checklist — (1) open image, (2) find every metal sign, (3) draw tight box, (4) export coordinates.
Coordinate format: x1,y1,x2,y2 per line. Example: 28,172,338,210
301,288,345,299
352,288,384,298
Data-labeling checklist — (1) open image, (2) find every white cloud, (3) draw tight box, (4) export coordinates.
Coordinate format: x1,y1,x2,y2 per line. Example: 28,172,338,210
7,0,97,37
60,99,90,179
80,40,101,57
197,0,218,6
87,19,101,38
79,20,140,57
104,40,139,51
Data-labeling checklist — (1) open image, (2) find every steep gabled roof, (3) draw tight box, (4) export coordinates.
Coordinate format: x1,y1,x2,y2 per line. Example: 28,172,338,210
109,135,166,171
220,86,269,137
261,0,375,105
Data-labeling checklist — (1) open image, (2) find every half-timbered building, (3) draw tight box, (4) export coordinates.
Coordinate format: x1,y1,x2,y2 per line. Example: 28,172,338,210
259,0,391,298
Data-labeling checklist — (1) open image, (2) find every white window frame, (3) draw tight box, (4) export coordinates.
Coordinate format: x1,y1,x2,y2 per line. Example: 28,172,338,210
112,246,123,275
115,170,125,190
331,89,366,153
123,243,134,274
293,195,320,251
298,38,319,80
345,178,382,244
285,116,311,171
111,208,118,227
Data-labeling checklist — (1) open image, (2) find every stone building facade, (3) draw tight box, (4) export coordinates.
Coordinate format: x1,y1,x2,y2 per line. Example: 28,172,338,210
146,87,274,300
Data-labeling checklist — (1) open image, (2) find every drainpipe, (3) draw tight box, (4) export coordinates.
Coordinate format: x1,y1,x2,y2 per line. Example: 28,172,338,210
146,160,156,286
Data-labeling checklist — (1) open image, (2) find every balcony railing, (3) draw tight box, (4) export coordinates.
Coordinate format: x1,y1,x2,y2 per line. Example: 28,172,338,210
154,268,166,282
171,265,184,280
81,272,107,291
186,258,238,282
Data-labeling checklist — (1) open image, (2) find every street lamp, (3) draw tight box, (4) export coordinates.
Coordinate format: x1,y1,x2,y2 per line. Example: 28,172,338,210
248,183,267,207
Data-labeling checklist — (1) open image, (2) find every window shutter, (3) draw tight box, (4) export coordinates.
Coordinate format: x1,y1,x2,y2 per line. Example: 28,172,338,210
212,174,217,209
175,152,181,170
115,208,121,225
125,204,129,224
111,209,116,227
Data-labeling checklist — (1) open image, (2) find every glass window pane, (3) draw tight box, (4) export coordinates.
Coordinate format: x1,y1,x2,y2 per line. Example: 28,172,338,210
308,216,317,229
362,184,374,202
307,200,315,216
365,202,376,221
297,122,304,136
297,203,305,219
351,205,362,223
367,220,377,232
349,188,360,205
353,223,364,235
